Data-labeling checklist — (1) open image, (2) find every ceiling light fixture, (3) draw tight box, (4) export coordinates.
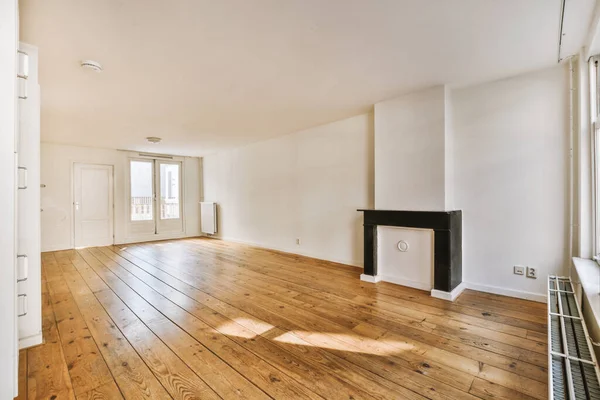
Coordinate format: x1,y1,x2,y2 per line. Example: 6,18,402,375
80,60,103,72
146,137,162,144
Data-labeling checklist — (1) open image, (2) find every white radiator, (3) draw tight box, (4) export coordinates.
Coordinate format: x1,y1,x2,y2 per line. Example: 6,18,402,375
200,202,217,235
548,275,600,399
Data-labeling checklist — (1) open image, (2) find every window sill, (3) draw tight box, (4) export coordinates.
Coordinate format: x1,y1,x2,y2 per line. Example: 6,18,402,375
571,257,600,342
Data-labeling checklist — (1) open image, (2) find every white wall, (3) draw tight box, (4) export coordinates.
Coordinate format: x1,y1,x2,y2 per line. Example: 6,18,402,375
374,86,448,211
202,64,569,301
184,157,201,237
0,0,18,397
203,113,374,266
444,88,455,210
41,143,201,251
453,64,569,299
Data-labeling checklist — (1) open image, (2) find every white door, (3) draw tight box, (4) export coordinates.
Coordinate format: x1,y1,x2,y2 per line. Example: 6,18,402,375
74,163,114,247
129,158,183,237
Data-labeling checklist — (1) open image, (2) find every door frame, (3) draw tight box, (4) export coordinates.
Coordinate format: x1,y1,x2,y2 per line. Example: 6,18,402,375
71,162,115,248
125,152,186,241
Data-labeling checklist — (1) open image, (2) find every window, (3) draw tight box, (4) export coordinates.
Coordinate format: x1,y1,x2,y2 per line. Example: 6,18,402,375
591,58,600,259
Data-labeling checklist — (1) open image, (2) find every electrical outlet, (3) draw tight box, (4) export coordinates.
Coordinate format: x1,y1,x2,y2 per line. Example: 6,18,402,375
513,266,525,275
296,238,301,245
526,267,537,279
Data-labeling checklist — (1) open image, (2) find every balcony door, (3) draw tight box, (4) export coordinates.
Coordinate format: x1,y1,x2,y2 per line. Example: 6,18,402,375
129,158,183,237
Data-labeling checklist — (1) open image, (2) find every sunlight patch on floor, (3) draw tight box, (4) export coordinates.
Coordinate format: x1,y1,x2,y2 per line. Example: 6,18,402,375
217,318,275,339
214,316,413,356
273,330,413,356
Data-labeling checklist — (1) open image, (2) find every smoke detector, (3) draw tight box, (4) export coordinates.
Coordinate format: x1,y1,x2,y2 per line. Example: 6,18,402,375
80,60,103,72
146,137,162,144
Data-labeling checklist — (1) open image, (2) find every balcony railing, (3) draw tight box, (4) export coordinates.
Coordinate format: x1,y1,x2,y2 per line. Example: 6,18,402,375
131,196,179,220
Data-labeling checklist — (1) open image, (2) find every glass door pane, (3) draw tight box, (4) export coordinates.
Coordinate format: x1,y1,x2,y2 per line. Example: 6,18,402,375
156,161,183,233
130,160,154,221
159,163,180,219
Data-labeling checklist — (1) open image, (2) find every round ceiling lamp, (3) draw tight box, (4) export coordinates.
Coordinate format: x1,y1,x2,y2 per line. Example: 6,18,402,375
146,137,162,144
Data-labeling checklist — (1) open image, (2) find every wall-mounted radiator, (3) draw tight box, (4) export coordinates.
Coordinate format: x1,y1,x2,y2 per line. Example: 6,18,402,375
200,202,217,235
548,275,600,399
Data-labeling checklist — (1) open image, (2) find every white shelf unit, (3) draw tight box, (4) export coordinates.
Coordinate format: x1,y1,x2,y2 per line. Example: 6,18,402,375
16,42,42,349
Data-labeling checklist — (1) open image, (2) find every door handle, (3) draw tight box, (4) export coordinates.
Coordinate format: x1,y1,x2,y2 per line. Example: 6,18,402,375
17,50,28,100
17,50,29,80
17,254,28,282
18,294,27,317
17,77,27,100
74,201,80,211
17,166,27,189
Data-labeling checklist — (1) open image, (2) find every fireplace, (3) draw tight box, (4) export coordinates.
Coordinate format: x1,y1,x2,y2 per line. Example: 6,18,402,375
358,209,463,300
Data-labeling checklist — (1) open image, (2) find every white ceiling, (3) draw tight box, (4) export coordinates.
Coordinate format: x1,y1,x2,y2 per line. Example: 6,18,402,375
20,0,591,156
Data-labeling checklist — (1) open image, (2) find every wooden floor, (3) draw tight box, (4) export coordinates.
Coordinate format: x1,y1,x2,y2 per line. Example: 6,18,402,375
17,238,548,400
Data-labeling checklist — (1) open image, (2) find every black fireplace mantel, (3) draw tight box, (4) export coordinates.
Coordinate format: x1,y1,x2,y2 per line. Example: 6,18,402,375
358,209,462,293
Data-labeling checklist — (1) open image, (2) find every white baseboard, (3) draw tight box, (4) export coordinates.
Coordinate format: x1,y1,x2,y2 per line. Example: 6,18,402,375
431,282,467,301
41,244,70,252
379,275,432,291
360,274,382,283
19,332,43,349
118,232,193,245
464,281,547,303
212,235,363,268
43,233,200,252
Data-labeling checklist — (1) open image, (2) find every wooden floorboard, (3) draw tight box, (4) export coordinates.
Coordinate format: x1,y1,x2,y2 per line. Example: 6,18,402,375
17,238,548,400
